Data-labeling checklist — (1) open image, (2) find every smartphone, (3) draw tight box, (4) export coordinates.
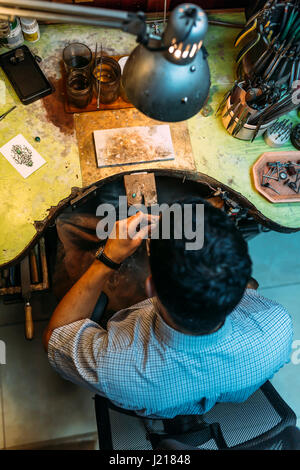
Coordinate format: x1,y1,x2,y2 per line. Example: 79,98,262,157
0,45,54,105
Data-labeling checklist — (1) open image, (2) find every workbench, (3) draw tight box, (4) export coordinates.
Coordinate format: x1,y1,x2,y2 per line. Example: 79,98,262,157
0,11,299,269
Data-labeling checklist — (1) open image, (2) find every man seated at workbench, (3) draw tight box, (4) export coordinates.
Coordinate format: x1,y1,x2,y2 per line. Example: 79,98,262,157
43,198,292,418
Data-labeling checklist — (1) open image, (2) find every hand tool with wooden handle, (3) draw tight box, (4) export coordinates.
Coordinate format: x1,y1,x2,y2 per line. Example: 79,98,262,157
30,248,39,284
20,255,34,340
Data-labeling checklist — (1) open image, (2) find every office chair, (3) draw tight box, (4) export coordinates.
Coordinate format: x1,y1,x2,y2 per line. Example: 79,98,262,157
94,380,298,450
158,426,300,450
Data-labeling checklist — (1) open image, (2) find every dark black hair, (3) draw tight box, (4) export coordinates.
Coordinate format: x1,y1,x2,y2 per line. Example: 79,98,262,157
149,197,252,334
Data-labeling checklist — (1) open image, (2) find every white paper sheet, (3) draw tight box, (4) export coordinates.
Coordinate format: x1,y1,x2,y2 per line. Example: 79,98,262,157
0,134,46,178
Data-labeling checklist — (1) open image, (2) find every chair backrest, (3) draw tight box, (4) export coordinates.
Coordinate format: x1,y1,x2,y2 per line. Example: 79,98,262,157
147,382,297,450
95,381,297,450
158,427,300,451
201,381,296,449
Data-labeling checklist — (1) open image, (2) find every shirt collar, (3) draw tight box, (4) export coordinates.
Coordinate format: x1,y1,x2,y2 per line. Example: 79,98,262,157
153,306,232,352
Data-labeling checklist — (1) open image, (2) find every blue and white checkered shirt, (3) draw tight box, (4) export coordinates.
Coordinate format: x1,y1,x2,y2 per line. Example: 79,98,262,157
48,289,293,418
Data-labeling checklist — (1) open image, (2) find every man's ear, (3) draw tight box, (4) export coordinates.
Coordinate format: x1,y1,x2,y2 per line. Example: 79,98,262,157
145,275,156,298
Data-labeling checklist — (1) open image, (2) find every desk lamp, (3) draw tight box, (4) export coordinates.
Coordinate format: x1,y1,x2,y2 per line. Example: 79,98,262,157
0,0,210,122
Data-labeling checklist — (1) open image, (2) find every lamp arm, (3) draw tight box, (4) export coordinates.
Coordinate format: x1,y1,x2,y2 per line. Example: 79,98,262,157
0,0,148,43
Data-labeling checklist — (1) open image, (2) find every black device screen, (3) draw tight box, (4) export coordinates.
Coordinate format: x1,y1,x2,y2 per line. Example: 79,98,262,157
0,45,53,105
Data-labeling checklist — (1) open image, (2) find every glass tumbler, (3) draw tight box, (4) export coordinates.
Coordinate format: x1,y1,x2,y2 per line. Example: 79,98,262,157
93,56,121,104
66,70,92,108
63,43,93,76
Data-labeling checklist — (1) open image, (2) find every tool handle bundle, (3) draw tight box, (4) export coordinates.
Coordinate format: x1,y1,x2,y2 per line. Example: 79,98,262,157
218,1,300,142
235,0,300,87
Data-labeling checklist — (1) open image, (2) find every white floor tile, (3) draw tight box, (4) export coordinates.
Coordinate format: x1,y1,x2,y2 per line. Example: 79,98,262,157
259,284,300,338
259,284,300,420
0,368,4,449
0,320,97,448
248,231,300,289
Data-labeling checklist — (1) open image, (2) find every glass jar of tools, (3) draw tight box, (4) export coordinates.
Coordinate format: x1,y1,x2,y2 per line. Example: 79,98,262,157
63,43,93,108
20,18,40,43
93,56,121,104
3,18,24,49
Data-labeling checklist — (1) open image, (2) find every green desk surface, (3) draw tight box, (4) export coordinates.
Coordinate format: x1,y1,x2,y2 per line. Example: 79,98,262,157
0,12,299,267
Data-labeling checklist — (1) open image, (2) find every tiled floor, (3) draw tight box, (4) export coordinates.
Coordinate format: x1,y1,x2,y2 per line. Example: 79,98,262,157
0,293,97,449
0,369,4,449
248,230,300,429
0,229,300,449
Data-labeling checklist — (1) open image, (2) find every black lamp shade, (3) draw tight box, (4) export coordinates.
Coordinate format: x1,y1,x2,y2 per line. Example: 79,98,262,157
123,43,210,122
122,3,211,122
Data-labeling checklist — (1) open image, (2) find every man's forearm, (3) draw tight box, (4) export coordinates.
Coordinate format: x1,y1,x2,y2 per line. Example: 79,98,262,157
43,259,112,351
43,212,157,352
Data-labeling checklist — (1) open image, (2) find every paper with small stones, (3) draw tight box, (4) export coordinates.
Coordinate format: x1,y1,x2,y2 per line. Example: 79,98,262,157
0,134,46,178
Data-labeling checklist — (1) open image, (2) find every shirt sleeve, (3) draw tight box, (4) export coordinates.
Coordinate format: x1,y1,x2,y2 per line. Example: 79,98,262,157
47,318,110,395
244,288,294,369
